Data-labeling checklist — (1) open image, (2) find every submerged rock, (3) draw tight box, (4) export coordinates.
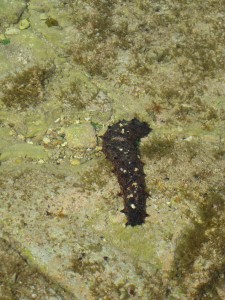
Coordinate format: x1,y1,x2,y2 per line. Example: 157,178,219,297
65,123,97,149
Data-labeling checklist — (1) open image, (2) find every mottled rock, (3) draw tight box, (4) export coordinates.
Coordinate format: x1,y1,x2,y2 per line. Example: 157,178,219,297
0,0,26,27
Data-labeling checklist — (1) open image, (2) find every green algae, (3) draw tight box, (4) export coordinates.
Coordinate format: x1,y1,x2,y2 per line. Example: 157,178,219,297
0,38,10,45
90,121,103,131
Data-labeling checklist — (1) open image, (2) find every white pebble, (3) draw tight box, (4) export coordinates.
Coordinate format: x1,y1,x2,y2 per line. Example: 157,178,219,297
43,137,51,144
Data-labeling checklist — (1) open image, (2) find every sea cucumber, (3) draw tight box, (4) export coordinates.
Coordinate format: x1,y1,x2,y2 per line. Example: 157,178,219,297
102,118,152,226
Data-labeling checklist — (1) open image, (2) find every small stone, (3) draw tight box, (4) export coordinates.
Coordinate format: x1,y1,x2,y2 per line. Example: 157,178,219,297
40,13,48,20
65,124,97,149
95,146,102,151
43,137,51,144
17,134,25,141
54,118,61,123
70,159,80,166
19,19,30,30
61,141,67,147
38,159,45,164
31,293,37,298
27,140,33,144
185,136,193,141
0,38,10,45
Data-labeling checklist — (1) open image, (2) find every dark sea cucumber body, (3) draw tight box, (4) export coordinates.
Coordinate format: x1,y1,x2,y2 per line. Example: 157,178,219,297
102,118,152,226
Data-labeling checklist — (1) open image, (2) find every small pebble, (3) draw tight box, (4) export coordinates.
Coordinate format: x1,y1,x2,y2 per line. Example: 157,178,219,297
19,19,30,30
43,137,51,144
70,159,80,166
40,13,48,20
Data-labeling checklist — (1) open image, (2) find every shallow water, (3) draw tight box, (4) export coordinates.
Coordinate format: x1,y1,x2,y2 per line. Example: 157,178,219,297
0,0,224,299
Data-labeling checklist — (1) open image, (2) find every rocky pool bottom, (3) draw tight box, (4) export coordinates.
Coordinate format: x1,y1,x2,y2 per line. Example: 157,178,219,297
0,0,225,298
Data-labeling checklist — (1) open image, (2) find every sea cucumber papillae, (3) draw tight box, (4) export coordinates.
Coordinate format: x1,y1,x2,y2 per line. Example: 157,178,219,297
102,118,152,226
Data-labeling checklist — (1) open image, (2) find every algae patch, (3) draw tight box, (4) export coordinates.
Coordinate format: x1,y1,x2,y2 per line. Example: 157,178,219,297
1,65,54,109
170,188,225,298
142,134,176,160
105,224,159,265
